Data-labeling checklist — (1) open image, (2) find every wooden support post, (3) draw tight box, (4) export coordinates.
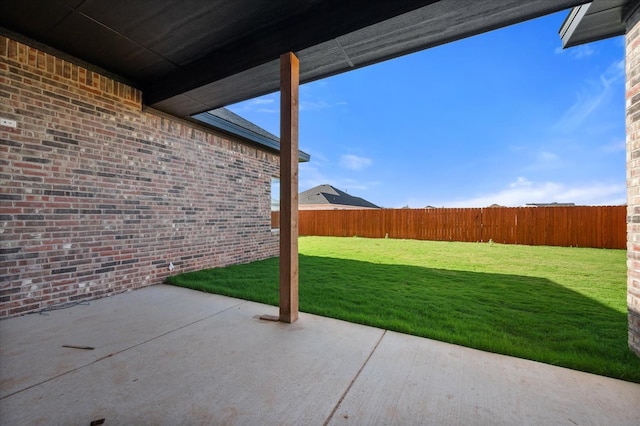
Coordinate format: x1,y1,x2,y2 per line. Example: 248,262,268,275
279,52,299,323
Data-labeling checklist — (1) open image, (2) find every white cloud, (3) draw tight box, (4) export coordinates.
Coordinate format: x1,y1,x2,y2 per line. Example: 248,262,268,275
554,44,596,59
228,95,279,114
229,83,347,114
307,151,329,165
339,154,372,171
249,98,278,113
299,163,331,191
300,100,330,111
523,150,562,172
538,151,558,161
555,59,624,132
509,176,532,188
600,139,626,153
297,149,329,188
410,177,625,208
300,100,347,111
556,92,603,131
299,163,380,196
250,98,274,105
571,45,596,59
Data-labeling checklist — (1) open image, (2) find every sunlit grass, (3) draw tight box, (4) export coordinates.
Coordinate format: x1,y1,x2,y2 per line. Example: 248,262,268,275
167,236,640,382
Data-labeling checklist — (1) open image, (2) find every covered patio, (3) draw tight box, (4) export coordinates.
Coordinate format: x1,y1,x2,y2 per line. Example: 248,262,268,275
1,285,639,425
2,0,640,423
4,0,626,326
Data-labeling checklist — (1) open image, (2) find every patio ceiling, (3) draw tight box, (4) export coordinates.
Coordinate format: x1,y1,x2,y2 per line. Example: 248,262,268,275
1,0,588,118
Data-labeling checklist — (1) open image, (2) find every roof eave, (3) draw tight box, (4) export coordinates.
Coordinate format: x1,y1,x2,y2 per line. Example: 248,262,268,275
559,3,591,47
191,112,311,163
559,1,631,48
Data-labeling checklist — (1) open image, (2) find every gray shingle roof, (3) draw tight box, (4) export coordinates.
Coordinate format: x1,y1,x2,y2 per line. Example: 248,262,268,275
192,108,310,162
299,184,380,208
525,202,576,207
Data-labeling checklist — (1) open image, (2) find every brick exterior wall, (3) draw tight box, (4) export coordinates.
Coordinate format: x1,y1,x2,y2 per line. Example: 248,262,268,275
0,36,280,318
627,6,640,357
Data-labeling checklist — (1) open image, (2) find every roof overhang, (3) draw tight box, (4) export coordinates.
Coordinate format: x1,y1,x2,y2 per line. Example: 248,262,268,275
560,0,636,47
191,110,311,162
1,1,588,119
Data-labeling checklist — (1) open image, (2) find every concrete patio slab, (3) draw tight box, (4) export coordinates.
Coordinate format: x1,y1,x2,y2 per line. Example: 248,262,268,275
0,285,383,425
0,285,244,399
1,285,639,425
328,330,640,425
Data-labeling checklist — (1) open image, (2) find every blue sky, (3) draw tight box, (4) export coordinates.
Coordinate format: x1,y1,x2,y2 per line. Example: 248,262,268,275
228,11,626,208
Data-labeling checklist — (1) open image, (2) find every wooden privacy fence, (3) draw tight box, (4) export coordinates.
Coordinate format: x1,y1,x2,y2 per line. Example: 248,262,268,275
277,206,626,249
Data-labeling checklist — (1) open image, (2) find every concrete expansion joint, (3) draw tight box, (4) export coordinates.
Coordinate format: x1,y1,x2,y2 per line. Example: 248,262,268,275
323,329,387,426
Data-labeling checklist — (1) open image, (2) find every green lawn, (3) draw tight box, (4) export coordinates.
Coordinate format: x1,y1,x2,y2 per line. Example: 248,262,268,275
166,236,640,382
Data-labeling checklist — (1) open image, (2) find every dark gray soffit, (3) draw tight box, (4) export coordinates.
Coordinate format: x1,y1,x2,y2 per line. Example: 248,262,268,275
1,0,588,118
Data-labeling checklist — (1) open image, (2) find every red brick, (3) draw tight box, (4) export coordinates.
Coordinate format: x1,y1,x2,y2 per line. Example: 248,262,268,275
0,35,279,318
628,8,640,356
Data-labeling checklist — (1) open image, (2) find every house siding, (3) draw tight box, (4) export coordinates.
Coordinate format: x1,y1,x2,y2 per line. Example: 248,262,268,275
0,36,279,318
627,5,640,356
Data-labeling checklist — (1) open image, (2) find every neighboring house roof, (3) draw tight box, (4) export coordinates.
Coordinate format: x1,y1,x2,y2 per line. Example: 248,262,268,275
299,185,380,209
525,202,576,207
192,108,310,162
560,1,633,48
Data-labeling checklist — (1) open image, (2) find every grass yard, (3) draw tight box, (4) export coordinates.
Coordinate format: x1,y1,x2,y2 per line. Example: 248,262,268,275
166,236,640,382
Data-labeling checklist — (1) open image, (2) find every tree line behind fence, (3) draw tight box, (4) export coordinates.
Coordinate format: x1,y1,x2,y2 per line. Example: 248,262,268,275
272,206,626,249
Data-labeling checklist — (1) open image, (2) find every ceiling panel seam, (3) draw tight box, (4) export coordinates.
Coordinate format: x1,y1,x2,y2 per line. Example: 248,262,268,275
78,11,181,69
47,5,76,37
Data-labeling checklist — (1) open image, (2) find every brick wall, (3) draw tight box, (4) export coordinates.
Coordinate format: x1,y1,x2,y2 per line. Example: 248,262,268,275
627,6,640,356
0,36,280,317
